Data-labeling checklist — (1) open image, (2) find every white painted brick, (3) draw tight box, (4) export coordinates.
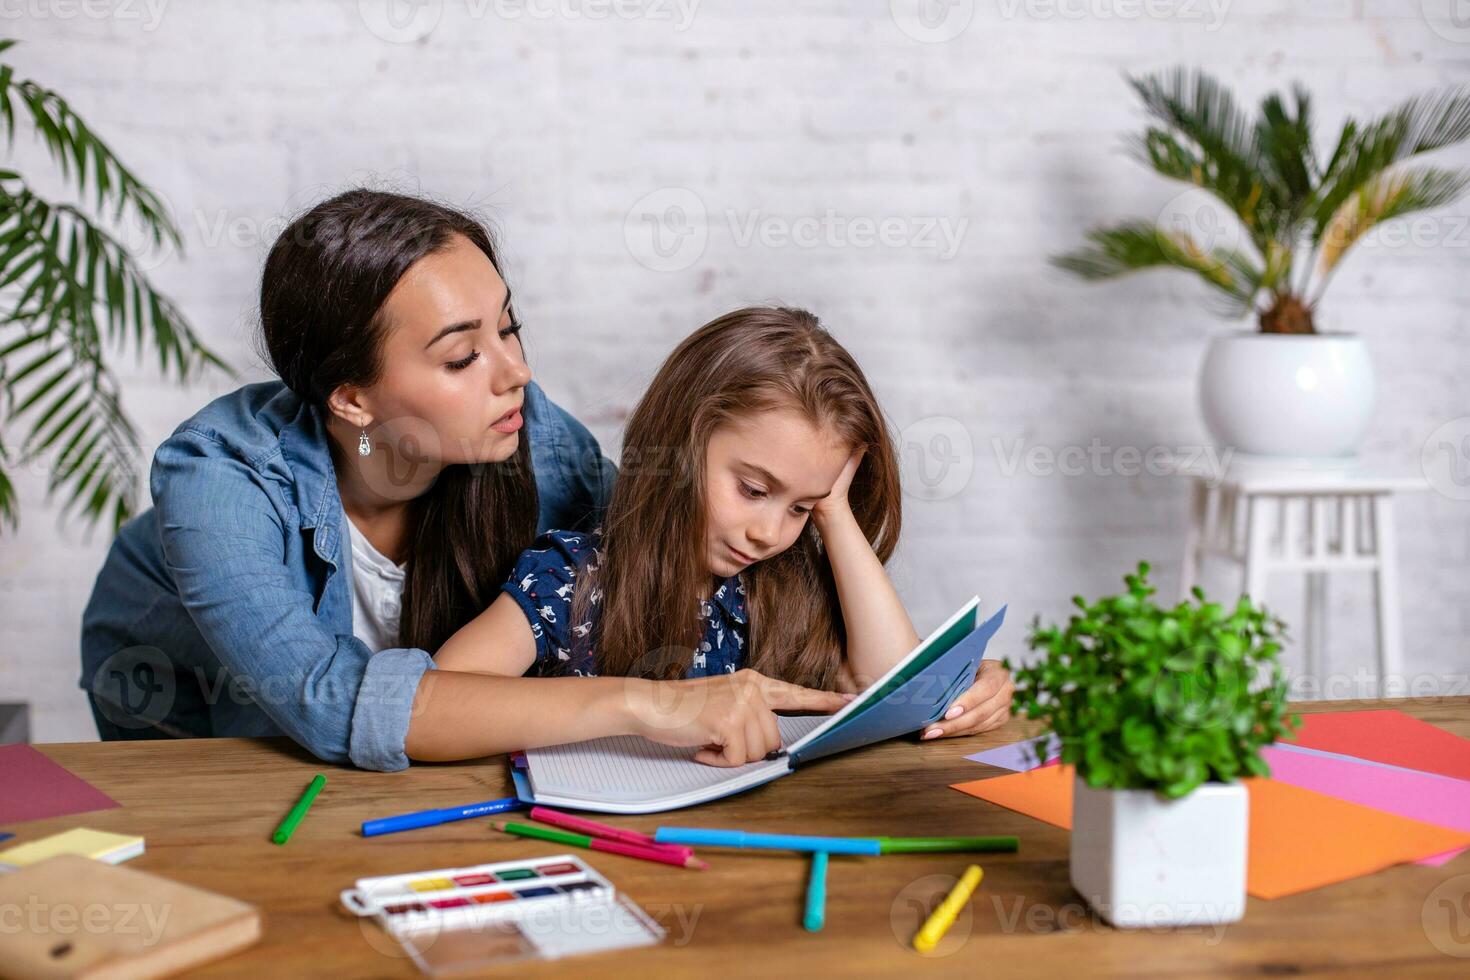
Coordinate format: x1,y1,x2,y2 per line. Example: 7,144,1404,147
2,0,1467,743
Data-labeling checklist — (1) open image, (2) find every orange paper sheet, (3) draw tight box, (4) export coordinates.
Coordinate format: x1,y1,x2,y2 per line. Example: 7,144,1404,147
951,764,1470,899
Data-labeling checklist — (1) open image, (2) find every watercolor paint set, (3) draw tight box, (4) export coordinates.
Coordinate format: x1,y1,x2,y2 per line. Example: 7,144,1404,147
340,853,664,972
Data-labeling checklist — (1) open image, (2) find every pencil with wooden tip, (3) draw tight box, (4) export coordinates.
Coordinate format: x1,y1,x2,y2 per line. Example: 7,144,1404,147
492,820,707,870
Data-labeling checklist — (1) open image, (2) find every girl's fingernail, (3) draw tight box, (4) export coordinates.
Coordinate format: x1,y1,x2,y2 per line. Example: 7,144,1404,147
842,693,858,701
922,727,942,740
944,704,964,720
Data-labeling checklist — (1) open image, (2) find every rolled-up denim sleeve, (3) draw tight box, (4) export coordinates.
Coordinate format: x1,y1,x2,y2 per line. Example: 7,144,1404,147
153,435,432,771
348,647,435,770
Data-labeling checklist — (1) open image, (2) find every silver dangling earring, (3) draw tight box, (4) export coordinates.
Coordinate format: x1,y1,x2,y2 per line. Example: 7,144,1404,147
358,428,372,457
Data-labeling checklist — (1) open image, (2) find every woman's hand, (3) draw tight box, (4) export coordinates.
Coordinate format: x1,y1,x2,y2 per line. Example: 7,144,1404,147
625,668,853,767
919,660,1015,740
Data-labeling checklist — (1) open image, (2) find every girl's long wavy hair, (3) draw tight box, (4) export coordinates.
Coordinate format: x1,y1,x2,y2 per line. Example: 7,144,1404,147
575,306,902,690
258,189,539,654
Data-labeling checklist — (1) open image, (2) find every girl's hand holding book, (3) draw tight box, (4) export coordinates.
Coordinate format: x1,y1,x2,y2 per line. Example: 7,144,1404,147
919,659,1016,740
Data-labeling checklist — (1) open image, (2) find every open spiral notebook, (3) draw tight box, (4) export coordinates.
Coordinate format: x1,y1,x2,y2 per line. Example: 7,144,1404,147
511,598,1007,814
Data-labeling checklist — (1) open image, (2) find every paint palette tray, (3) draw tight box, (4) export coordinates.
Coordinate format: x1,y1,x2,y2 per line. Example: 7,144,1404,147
340,853,664,972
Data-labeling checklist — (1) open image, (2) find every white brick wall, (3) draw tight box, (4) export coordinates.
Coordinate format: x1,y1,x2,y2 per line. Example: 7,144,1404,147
3,0,1468,741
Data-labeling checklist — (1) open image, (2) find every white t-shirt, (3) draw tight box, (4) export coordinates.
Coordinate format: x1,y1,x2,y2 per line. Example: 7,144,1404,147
343,513,406,652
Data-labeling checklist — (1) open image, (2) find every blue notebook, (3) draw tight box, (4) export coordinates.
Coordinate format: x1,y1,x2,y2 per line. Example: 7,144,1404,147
514,598,1007,814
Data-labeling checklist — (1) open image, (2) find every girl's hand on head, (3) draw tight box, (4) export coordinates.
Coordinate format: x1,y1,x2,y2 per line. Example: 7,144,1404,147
811,449,865,524
626,668,854,767
919,660,1015,741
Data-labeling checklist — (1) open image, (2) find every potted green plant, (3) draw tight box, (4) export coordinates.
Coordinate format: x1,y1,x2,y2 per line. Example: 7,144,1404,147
1004,563,1296,927
1053,69,1470,459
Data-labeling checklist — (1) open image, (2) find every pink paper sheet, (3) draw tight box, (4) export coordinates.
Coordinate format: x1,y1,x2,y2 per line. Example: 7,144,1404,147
0,744,119,824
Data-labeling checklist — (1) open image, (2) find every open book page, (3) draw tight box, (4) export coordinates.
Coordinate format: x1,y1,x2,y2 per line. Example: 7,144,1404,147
524,715,827,810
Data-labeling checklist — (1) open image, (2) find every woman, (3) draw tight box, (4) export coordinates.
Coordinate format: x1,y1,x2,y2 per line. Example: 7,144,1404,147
78,189,620,768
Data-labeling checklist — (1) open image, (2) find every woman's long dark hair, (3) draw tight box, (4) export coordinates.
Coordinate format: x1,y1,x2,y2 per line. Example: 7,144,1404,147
258,189,539,653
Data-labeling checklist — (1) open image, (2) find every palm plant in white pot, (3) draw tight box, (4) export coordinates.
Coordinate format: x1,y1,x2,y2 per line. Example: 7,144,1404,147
1054,69,1470,458
1005,563,1295,927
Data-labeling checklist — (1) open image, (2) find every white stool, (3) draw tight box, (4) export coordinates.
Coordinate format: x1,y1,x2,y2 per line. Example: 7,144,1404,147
1175,460,1427,696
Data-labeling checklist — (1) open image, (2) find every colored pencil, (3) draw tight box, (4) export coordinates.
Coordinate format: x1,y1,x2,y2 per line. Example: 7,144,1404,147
273,774,325,845
654,827,880,855
493,820,707,870
361,795,524,837
804,851,828,932
527,806,694,859
877,835,1018,854
913,865,983,953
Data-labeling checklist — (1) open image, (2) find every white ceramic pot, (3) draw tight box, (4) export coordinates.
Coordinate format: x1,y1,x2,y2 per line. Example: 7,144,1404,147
1070,774,1247,928
1198,332,1374,458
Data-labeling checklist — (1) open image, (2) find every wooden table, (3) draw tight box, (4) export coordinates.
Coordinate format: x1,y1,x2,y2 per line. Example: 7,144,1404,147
28,696,1470,978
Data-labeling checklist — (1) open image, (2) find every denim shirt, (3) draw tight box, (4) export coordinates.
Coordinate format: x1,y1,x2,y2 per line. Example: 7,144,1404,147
79,379,615,772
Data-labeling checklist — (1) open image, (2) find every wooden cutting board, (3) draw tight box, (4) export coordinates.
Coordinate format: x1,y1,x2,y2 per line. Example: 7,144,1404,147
0,854,262,979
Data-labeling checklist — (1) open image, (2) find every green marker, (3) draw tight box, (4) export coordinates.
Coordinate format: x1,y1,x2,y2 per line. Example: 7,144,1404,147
876,835,1018,854
273,774,326,845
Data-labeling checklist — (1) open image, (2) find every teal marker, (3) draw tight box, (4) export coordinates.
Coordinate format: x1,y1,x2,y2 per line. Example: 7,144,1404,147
804,851,828,932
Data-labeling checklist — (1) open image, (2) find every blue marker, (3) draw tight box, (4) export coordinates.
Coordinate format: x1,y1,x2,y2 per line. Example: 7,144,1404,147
361,796,525,837
804,851,828,931
654,827,881,855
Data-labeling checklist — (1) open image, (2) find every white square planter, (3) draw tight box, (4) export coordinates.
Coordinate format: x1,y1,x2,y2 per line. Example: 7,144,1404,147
1070,773,1248,928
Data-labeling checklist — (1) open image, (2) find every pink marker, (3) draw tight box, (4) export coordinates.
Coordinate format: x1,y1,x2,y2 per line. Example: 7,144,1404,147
589,836,707,870
529,806,695,860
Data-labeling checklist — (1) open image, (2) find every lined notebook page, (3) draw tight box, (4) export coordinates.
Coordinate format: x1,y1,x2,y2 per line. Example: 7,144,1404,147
526,715,828,808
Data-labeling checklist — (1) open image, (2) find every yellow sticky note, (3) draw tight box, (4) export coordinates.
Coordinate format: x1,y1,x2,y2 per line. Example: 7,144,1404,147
0,828,145,868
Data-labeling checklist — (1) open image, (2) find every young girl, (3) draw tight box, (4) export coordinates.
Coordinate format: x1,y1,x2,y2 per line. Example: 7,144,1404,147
429,306,1013,765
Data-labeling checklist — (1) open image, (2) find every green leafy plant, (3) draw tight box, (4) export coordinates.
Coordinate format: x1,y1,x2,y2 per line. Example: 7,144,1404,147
1003,562,1297,799
1052,67,1470,334
0,38,226,532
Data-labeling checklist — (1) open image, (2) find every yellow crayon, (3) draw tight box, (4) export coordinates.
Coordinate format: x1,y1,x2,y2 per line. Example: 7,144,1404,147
913,864,983,954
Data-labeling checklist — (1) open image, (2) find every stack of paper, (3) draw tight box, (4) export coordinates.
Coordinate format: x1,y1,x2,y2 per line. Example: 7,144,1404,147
0,828,145,869
0,822,144,869
952,709,1470,898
